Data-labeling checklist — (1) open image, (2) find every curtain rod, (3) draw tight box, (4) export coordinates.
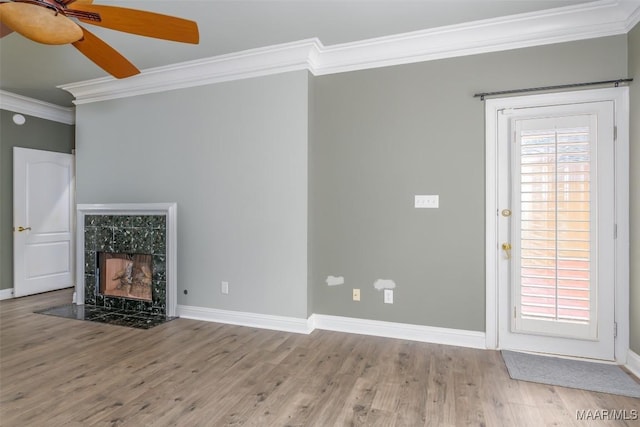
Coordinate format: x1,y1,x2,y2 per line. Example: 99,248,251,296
474,78,633,101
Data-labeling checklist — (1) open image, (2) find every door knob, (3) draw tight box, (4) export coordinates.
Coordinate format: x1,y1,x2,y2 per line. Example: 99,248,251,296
502,243,512,259
16,226,31,232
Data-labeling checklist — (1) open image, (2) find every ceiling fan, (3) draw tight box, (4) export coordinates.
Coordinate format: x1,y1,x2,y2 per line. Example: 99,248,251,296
0,0,199,78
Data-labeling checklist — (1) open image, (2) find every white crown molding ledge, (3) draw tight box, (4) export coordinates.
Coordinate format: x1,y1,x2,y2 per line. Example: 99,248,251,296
61,1,639,105
313,0,638,75
626,2,640,30
0,90,75,124
61,39,322,105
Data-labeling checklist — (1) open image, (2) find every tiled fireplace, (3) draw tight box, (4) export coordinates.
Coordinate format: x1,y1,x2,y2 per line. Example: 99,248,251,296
76,203,177,317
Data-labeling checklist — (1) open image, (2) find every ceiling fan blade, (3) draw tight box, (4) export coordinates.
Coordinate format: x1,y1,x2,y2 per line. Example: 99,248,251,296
69,4,199,44
0,2,82,44
57,0,93,6
0,20,13,38
72,27,140,79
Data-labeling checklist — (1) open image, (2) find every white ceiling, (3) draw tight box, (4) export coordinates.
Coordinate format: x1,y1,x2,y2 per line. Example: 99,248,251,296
0,0,634,108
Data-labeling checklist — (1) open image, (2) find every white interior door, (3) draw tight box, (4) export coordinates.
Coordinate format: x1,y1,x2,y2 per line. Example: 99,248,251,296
497,100,616,361
13,147,75,297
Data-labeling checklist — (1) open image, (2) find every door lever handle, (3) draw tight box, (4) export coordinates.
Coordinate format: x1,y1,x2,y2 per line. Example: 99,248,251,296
502,243,512,259
16,226,32,232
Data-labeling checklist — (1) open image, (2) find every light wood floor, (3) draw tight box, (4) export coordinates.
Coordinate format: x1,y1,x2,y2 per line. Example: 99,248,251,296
1,289,638,426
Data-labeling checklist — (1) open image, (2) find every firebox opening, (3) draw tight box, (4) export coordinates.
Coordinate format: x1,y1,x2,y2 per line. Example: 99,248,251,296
98,252,153,302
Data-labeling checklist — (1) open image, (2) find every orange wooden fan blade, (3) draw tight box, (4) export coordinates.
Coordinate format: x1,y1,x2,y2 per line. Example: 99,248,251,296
72,27,140,79
62,0,93,5
0,2,82,44
0,3,12,38
0,21,13,38
70,4,199,44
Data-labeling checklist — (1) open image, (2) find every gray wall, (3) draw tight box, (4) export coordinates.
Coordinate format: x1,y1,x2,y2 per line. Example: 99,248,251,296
73,33,630,333
0,110,75,291
629,23,640,355
310,35,628,331
75,71,309,319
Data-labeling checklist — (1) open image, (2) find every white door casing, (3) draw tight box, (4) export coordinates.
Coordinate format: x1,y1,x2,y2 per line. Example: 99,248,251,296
485,87,629,363
13,147,75,297
500,102,614,360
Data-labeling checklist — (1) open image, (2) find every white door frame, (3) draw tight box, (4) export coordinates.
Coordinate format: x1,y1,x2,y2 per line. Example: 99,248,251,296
485,87,629,363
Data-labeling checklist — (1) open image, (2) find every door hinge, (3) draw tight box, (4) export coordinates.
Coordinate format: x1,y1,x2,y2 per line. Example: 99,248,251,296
614,223,618,239
614,126,617,141
514,306,517,319
614,322,618,338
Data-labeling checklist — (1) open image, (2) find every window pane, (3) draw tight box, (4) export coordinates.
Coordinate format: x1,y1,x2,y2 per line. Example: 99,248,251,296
520,127,590,323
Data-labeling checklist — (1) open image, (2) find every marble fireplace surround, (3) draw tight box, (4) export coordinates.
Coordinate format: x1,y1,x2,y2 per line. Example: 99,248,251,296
76,203,177,317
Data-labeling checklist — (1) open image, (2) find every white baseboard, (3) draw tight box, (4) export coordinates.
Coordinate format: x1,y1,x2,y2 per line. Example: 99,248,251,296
177,305,486,349
626,350,640,379
0,288,14,300
310,314,486,349
177,304,313,334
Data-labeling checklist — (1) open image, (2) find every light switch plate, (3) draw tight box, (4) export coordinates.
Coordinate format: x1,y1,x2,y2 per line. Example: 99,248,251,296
415,195,439,208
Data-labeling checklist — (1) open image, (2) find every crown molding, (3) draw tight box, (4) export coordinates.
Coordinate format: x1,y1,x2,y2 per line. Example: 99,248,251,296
312,0,638,75
61,0,639,105
61,38,322,105
626,3,640,31
0,90,75,124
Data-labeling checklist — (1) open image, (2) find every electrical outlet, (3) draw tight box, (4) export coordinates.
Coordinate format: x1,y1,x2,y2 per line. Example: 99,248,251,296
384,289,393,304
414,195,439,208
221,281,229,295
352,288,361,301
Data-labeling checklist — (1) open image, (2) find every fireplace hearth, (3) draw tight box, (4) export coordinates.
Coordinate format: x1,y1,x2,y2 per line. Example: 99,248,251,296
36,204,177,329
36,303,173,329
